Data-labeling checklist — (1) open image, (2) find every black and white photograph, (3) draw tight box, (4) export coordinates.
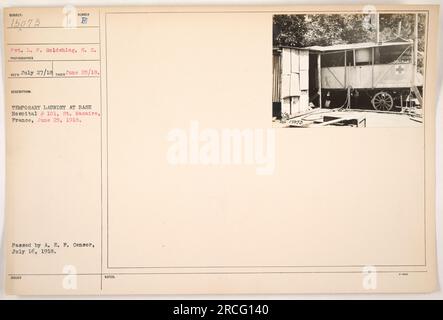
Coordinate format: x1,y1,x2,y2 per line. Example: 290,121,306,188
272,12,427,127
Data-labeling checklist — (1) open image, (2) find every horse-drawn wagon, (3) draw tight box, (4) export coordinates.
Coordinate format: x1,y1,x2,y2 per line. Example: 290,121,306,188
273,38,423,118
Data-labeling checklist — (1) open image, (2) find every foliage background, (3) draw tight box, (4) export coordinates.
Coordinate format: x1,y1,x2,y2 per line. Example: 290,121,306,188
273,13,427,73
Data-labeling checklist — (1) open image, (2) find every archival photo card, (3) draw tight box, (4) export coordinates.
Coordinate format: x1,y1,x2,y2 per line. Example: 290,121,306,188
272,12,427,128
2,5,438,295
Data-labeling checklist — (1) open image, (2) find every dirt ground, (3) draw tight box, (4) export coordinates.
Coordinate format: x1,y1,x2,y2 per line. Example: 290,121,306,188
273,108,423,128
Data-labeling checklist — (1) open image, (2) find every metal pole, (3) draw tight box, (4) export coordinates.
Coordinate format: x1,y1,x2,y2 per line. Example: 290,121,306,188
376,12,380,43
317,54,322,108
344,51,347,87
371,47,374,88
347,86,351,109
414,13,418,86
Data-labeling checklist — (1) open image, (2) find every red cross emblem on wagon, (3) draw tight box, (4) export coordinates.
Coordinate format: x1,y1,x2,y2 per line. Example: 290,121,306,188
395,65,405,75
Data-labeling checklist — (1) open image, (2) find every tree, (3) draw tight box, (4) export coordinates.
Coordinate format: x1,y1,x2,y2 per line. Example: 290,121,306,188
273,15,308,47
273,14,375,47
273,13,425,48
273,13,427,75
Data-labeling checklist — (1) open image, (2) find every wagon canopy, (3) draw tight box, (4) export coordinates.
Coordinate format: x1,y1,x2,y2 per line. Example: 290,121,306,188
306,39,422,90
306,40,412,52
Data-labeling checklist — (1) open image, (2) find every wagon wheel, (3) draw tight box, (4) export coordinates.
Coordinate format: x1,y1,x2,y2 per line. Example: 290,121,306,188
371,91,394,111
